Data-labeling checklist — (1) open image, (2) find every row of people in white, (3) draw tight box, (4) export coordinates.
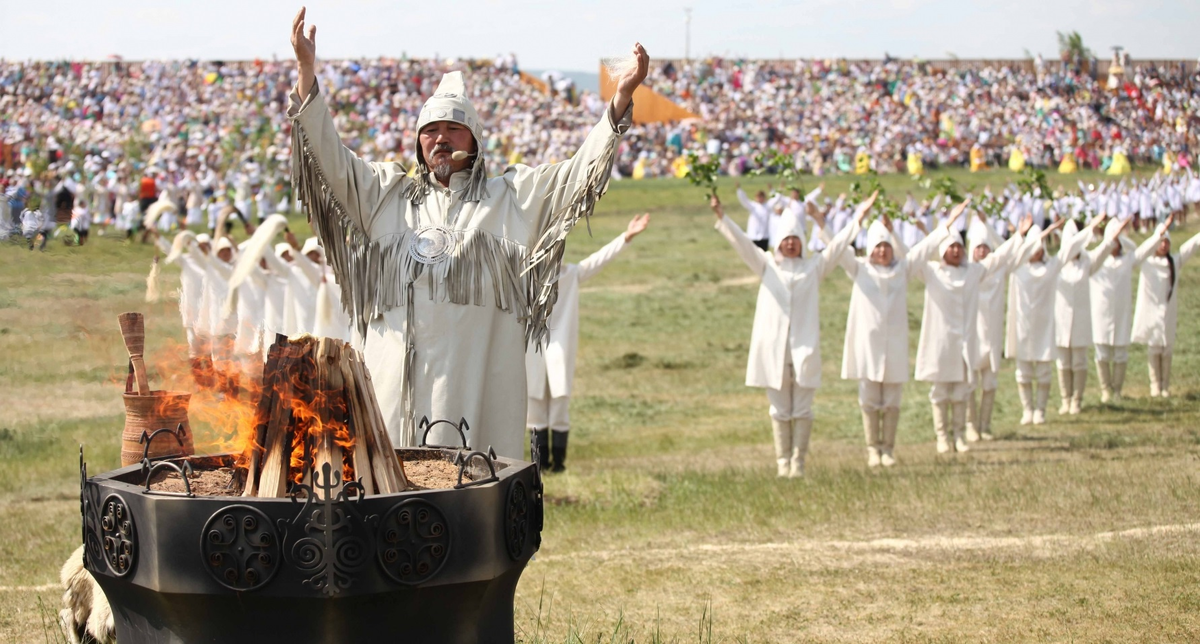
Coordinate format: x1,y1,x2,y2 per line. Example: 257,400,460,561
713,191,1200,475
166,221,351,392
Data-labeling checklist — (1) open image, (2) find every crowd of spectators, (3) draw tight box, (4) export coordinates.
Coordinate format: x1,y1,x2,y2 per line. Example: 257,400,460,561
1,54,1197,237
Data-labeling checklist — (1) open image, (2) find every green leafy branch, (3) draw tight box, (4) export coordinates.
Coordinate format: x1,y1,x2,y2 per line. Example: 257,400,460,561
848,171,907,222
750,148,804,193
685,151,721,199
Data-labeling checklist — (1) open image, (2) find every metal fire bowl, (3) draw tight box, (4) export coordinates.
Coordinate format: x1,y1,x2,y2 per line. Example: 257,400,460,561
80,447,543,644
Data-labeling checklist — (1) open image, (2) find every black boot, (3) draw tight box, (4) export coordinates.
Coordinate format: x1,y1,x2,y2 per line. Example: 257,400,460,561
531,428,550,470
551,430,569,473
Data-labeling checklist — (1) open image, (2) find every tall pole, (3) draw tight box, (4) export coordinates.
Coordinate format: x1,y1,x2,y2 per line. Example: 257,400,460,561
684,8,692,61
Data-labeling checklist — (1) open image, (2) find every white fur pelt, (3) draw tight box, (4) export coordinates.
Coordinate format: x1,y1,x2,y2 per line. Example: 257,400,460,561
59,545,115,644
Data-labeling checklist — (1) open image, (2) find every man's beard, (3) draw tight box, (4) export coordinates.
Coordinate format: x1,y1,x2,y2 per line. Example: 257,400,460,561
432,159,453,181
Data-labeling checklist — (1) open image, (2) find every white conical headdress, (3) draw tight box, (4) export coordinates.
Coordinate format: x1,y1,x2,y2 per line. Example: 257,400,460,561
408,71,489,204
865,220,892,250
775,210,806,251
966,217,991,248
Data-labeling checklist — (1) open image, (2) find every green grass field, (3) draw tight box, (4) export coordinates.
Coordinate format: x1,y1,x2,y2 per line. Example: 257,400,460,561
1,168,1198,642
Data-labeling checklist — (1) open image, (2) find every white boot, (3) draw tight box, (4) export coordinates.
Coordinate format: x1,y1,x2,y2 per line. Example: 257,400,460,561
790,418,812,478
1070,369,1087,414
978,389,996,440
1057,366,1073,415
1034,384,1051,425
862,409,882,467
1097,359,1113,404
932,402,951,454
1112,361,1127,402
1149,354,1163,398
880,409,900,467
771,419,792,477
1161,353,1172,398
965,390,981,442
1018,383,1034,425
951,401,969,453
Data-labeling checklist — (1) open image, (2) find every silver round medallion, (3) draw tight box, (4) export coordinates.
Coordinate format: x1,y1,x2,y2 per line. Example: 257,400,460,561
409,225,457,265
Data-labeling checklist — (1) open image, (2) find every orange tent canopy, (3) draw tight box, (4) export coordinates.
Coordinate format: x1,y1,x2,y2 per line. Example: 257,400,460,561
599,67,699,124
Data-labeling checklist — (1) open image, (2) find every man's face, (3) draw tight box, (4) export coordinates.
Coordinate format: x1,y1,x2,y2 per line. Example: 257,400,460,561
1157,237,1172,257
217,248,233,263
755,191,767,203
198,242,211,254
973,244,992,261
943,242,965,267
1030,247,1045,263
418,121,476,181
306,250,322,264
778,236,802,258
790,189,801,200
870,241,894,266
280,250,293,263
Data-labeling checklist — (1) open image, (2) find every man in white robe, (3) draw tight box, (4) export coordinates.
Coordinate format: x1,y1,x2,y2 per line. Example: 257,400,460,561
286,9,647,457
1005,219,1075,425
711,193,872,477
525,213,649,472
735,183,772,250
203,236,240,397
1053,215,1111,415
913,202,1027,453
1131,216,1200,397
834,211,938,467
168,232,214,386
964,212,1029,442
1089,221,1137,402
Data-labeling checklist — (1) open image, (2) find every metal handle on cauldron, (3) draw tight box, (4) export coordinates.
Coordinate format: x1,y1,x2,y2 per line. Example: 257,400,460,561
141,459,195,497
454,447,499,489
139,423,188,463
418,416,470,450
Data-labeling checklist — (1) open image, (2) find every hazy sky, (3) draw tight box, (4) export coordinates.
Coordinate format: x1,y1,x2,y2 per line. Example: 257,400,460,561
2,0,1195,71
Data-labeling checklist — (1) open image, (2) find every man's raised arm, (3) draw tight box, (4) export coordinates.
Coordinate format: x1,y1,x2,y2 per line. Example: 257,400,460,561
287,7,403,238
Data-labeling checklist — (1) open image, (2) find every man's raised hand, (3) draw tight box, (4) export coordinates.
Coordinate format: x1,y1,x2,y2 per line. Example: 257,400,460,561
710,195,724,221
1018,214,1034,237
292,7,317,96
625,213,650,242
853,190,879,225
612,43,649,117
945,196,972,228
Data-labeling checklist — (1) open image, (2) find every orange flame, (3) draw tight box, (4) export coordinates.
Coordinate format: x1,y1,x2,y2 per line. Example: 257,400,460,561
141,336,357,489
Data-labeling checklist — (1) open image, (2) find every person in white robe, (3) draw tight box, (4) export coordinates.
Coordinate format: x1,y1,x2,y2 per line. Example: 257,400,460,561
834,209,939,467
1005,219,1074,425
286,9,647,457
1089,219,1137,402
1053,215,1113,415
710,192,873,477
286,237,325,336
232,240,269,383
167,231,214,386
1131,215,1200,397
913,201,1028,453
735,182,773,250
204,236,239,397
525,213,650,472
964,212,1029,442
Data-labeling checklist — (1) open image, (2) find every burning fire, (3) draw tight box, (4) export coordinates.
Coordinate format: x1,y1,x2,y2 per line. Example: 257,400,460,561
145,336,358,491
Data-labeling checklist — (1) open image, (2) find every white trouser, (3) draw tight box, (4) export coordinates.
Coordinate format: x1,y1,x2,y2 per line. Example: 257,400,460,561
929,380,973,404
1056,346,1088,371
1094,344,1129,364
1147,344,1173,359
1016,360,1052,384
527,379,570,431
974,363,998,392
767,354,815,421
858,380,903,412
